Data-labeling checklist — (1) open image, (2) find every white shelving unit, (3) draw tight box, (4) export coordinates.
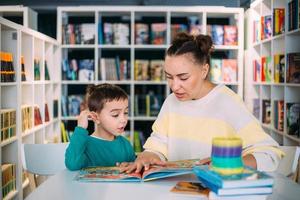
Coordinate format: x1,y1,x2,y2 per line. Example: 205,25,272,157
0,5,37,30
244,0,300,146
0,17,60,199
57,6,244,145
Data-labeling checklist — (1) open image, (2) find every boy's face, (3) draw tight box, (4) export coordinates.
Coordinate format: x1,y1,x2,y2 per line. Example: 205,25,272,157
97,99,129,136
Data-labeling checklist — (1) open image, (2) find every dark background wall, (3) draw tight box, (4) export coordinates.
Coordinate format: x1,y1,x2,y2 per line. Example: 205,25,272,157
0,0,251,38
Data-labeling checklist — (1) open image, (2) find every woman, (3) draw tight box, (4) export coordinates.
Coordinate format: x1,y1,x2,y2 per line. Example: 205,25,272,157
122,32,282,173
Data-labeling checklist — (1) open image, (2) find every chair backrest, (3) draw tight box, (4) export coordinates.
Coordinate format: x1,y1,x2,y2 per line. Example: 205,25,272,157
21,143,69,176
276,146,300,177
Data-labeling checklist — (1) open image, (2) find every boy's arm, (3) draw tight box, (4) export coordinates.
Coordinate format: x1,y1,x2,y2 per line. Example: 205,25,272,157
65,126,89,171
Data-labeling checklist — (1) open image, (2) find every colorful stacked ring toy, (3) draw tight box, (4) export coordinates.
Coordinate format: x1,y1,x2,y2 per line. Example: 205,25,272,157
211,137,243,175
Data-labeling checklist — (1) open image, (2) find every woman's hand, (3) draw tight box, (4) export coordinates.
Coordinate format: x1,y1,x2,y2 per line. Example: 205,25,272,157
77,110,90,129
119,151,165,173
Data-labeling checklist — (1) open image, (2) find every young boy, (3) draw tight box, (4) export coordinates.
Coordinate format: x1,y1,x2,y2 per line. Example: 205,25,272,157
65,83,135,171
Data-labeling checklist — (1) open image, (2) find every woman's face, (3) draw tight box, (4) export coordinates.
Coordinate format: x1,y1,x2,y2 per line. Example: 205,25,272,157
164,54,209,101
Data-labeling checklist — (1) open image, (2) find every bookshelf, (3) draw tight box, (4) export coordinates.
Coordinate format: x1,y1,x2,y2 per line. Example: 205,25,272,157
0,17,60,199
244,0,300,146
57,6,244,151
0,5,38,30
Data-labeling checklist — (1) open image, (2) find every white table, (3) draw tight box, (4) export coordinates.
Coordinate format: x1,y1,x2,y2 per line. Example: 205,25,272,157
25,170,300,200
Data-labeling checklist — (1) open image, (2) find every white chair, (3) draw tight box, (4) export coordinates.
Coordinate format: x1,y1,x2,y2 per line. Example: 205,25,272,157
21,143,69,176
276,146,300,181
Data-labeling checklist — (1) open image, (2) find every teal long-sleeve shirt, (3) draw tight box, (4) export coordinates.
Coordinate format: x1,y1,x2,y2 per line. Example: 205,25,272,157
65,127,136,171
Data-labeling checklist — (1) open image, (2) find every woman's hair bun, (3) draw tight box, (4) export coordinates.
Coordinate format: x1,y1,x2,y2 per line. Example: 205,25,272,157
194,34,213,55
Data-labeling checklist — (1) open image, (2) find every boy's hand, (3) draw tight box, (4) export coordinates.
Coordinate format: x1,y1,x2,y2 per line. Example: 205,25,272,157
119,151,165,173
77,110,90,129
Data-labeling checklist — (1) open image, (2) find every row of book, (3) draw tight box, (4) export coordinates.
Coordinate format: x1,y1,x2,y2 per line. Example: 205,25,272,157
288,0,300,31
134,59,165,81
253,8,285,43
62,59,94,81
21,57,50,82
254,99,300,137
0,109,16,142
100,58,130,81
210,59,237,83
253,53,300,83
1,164,16,199
0,51,15,82
61,95,84,117
62,23,95,45
134,92,163,117
207,25,238,46
100,23,130,45
62,22,238,46
22,102,58,132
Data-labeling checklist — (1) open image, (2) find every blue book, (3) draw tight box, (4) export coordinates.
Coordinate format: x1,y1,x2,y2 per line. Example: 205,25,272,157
193,165,274,189
76,159,199,182
199,176,272,196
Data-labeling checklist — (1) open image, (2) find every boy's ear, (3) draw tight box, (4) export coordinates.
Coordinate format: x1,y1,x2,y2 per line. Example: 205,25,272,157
89,111,100,124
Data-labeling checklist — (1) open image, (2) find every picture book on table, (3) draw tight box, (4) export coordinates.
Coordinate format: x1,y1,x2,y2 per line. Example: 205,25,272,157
76,159,199,182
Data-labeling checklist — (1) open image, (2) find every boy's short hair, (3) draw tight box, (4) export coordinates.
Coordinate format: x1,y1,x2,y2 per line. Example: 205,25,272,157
86,83,128,112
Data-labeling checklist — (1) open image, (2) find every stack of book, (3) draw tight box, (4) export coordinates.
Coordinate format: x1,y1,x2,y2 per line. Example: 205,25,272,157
193,165,274,200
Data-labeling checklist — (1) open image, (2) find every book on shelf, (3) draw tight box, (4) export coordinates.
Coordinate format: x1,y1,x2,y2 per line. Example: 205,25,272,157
45,61,50,80
222,59,237,82
1,163,16,199
135,23,149,44
103,23,113,44
210,58,222,82
0,109,16,142
287,53,300,84
34,58,41,81
288,0,300,31
134,92,163,117
193,165,273,196
67,95,84,117
261,56,272,82
207,25,224,45
78,59,95,81
62,23,95,44
112,23,130,45
53,99,58,118
99,57,130,81
274,54,285,83
134,59,149,81
286,103,300,137
0,51,15,82
262,99,271,124
273,8,285,36
170,181,209,198
188,16,203,36
171,24,188,42
253,98,260,120
34,105,43,126
45,103,50,122
81,23,95,44
273,100,284,132
223,25,238,46
149,60,165,81
261,15,272,40
253,59,261,82
133,130,146,153
76,159,199,182
150,23,167,45
21,56,26,81
21,105,33,133
253,20,261,43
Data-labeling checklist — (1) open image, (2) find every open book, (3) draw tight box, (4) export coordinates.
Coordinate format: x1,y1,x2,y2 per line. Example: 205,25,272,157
76,159,199,182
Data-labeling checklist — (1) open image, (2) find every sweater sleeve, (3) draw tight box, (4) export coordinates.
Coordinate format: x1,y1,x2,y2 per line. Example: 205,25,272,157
65,126,90,171
238,120,284,172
